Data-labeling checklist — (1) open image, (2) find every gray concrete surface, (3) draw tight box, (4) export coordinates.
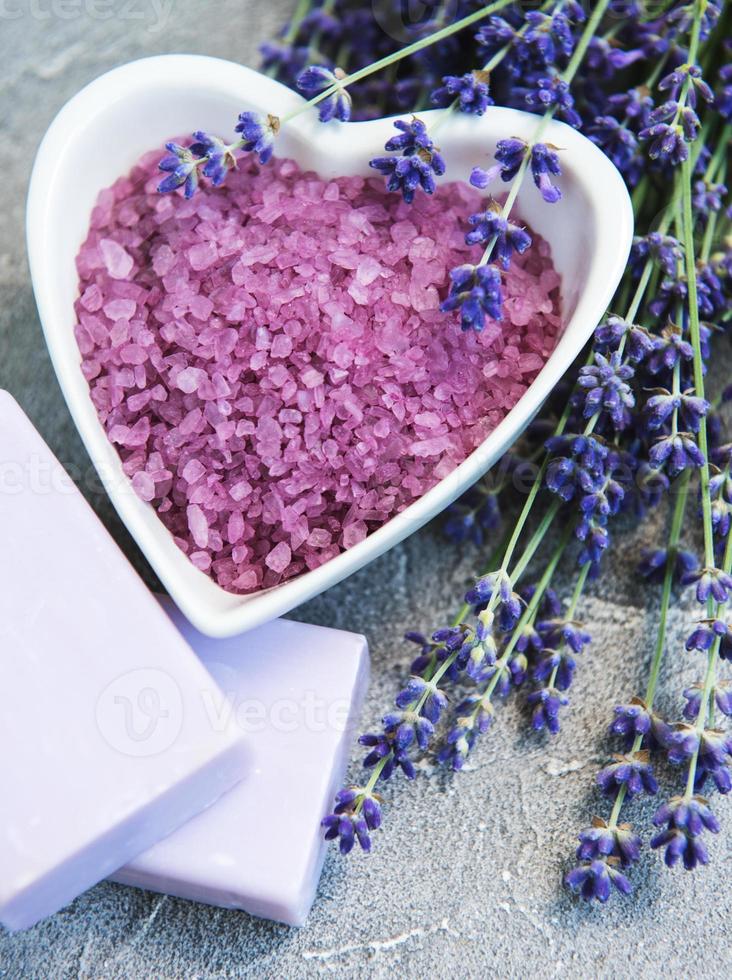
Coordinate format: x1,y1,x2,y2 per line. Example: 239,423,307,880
1,2,730,977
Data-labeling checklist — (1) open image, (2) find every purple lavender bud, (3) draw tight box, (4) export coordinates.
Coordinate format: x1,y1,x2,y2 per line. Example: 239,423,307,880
525,77,582,127
576,822,640,865
495,138,529,181
296,65,352,122
530,143,562,202
465,209,532,269
565,859,631,902
441,264,504,331
527,686,568,735
577,352,635,428
234,110,278,164
597,753,658,798
157,141,203,198
431,72,493,115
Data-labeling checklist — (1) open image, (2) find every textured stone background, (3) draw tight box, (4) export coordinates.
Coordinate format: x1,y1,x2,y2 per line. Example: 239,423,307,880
1,2,730,977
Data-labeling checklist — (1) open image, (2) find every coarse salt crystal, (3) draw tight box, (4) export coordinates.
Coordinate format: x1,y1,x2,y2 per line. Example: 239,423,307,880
187,504,209,549
99,238,134,279
188,241,218,271
265,541,291,574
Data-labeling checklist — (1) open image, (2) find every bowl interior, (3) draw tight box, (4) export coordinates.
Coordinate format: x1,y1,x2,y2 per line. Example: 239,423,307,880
27,56,633,636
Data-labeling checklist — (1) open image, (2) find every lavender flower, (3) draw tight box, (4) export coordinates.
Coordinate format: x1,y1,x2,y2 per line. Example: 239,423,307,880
565,859,631,902
296,66,352,122
234,111,279,164
575,819,642,866
527,686,568,735
577,352,635,428
529,143,563,203
681,566,732,604
643,389,709,433
631,233,684,278
638,546,698,584
593,315,655,362
597,752,658,798
658,64,714,109
648,433,705,477
525,76,582,127
431,71,493,114
464,206,532,268
651,796,720,869
157,142,202,198
370,118,445,203
682,681,732,721
609,698,671,751
440,264,503,331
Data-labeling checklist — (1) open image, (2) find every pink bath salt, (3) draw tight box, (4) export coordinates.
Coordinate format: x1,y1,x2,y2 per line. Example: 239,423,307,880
152,244,175,276
187,504,209,549
176,367,207,394
227,511,245,544
190,294,214,321
188,241,218,271
410,436,453,457
120,343,148,365
74,151,561,594
190,551,212,572
104,298,136,320
131,469,156,502
307,528,332,548
414,411,442,429
343,521,368,549
80,284,103,312
271,335,293,358
355,256,382,286
301,368,324,389
99,238,133,279
265,541,291,574
182,459,206,484
230,480,253,503
232,569,259,591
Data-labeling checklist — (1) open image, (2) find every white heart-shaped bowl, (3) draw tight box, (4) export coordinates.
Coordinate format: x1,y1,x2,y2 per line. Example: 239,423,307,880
27,55,633,638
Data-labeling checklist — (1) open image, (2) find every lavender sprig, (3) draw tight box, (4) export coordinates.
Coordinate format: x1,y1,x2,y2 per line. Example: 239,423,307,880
566,473,690,901
441,0,612,330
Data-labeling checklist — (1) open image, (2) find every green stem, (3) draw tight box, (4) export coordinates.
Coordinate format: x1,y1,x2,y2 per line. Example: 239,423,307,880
547,562,590,689
678,0,723,798
283,0,311,44
561,0,611,85
685,530,732,797
705,123,731,182
646,475,691,709
607,473,692,829
682,155,715,572
483,526,573,699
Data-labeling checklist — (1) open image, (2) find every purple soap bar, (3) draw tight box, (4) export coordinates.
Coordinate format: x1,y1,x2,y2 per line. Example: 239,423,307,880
0,393,249,932
112,601,369,926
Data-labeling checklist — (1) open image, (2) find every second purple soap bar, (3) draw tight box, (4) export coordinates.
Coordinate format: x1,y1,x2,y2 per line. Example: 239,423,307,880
113,601,369,925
